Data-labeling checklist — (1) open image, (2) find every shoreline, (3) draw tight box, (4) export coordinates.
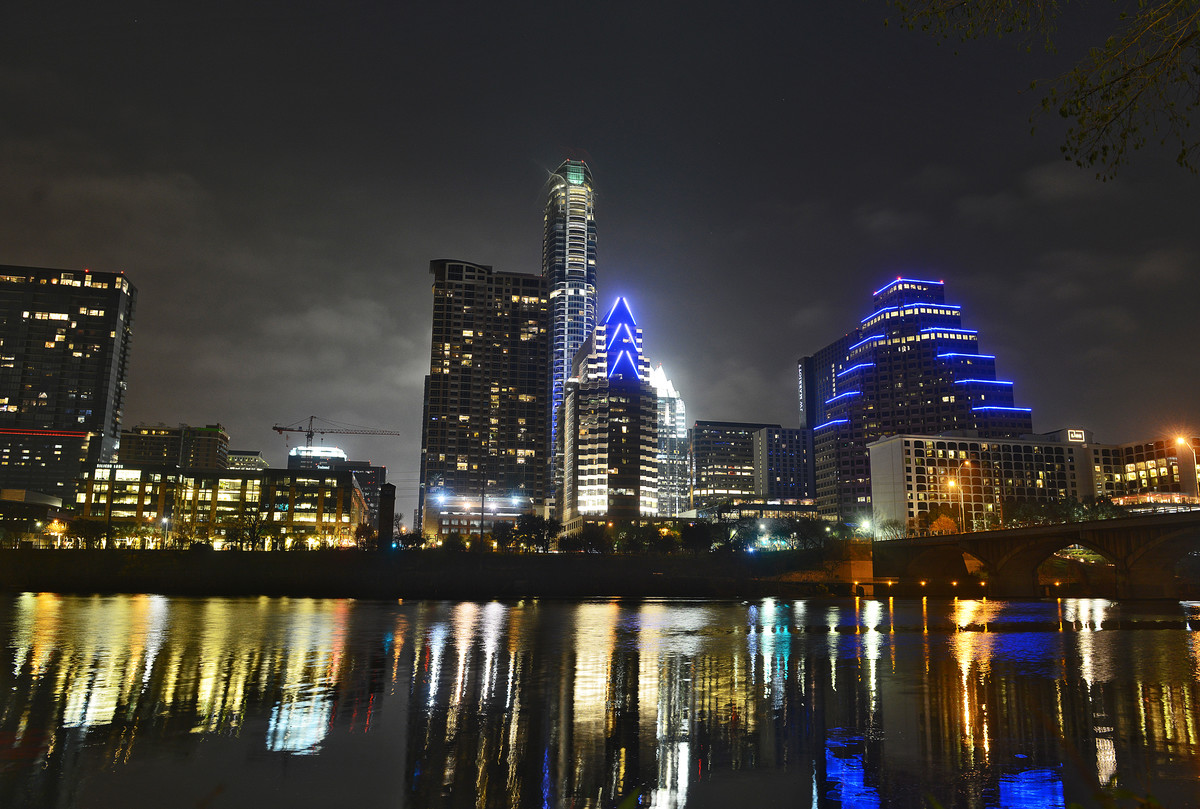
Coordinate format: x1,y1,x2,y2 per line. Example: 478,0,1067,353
0,548,844,600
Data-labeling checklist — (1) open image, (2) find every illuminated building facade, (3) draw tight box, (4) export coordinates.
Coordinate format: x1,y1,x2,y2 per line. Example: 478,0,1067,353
287,445,347,469
752,426,810,500
118,423,229,469
543,159,597,486
803,278,1033,520
870,428,1200,531
688,421,777,511
75,464,367,548
648,364,689,517
869,431,1088,531
1111,435,1200,501
0,265,136,500
559,297,658,530
418,260,549,537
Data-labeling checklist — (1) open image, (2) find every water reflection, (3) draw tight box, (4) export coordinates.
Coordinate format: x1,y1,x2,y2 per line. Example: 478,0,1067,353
0,595,1198,808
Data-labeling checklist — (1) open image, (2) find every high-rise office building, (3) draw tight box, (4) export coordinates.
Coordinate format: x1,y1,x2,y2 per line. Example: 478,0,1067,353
649,364,689,517
0,265,136,501
118,423,229,469
802,277,1032,520
418,260,550,537
559,298,657,530
689,421,779,511
752,426,810,500
543,159,597,487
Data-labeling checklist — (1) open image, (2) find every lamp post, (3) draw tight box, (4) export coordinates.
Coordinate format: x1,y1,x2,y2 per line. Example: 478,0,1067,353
1176,437,1200,502
949,460,971,531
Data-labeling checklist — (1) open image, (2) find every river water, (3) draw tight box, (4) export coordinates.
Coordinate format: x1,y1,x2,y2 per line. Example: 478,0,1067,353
0,594,1197,809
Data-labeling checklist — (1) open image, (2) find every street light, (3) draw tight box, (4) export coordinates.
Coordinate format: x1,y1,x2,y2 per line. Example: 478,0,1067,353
946,460,971,531
946,478,960,532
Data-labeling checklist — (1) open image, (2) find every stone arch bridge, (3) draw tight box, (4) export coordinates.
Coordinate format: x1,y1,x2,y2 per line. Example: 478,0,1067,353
872,512,1200,599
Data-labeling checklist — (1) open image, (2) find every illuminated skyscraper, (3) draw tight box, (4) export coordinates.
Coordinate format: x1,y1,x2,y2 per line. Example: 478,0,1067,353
543,159,597,486
559,297,657,530
417,260,549,538
803,277,1033,520
648,364,689,517
0,265,136,501
689,421,778,511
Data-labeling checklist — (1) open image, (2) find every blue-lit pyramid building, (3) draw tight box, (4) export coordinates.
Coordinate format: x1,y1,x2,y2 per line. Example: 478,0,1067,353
558,297,659,530
800,278,1033,521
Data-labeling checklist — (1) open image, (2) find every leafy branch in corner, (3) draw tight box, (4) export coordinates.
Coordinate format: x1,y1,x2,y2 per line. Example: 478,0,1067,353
888,1,1200,178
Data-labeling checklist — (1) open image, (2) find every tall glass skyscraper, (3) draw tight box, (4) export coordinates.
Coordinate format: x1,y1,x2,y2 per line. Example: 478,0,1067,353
543,159,597,482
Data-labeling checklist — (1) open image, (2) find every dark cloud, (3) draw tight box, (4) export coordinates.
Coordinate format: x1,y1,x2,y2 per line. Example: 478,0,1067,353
2,1,1197,520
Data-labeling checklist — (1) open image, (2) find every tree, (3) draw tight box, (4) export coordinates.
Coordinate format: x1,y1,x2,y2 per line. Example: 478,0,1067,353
930,514,960,534
68,516,107,549
441,532,468,552
354,522,378,551
580,523,611,554
876,518,908,541
680,521,715,555
171,517,212,549
493,521,517,551
929,514,960,534
222,513,269,550
512,513,558,553
889,0,1200,176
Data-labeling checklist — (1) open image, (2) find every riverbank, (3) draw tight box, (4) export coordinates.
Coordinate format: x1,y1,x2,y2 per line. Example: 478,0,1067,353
0,548,844,600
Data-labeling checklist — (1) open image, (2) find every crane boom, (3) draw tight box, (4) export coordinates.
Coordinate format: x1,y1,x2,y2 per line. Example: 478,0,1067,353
272,415,405,447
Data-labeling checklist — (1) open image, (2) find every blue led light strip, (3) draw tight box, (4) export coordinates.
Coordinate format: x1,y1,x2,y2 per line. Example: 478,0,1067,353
836,363,875,377
954,379,1014,385
972,406,1032,412
861,303,962,325
825,391,862,404
815,419,849,430
872,277,945,297
848,334,884,352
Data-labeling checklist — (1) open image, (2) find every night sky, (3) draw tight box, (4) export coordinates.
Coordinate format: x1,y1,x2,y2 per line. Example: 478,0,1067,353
3,1,1197,522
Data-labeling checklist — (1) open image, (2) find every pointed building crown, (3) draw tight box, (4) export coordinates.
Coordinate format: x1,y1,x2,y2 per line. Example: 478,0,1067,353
602,297,643,380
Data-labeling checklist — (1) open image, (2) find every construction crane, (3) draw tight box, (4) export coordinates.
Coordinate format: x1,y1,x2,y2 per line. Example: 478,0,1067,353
272,416,405,448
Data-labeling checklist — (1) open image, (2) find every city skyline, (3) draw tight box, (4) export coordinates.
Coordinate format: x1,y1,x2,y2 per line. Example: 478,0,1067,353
2,3,1197,522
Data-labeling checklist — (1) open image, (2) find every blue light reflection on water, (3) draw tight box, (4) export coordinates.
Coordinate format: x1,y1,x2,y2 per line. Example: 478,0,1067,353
997,769,1065,809
0,595,1198,809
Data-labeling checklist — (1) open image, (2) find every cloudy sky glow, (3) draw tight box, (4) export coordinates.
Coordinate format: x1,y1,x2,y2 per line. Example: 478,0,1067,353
3,1,1197,521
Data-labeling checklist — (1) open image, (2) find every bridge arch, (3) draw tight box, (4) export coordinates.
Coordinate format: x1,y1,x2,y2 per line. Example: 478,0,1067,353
988,533,1121,599
904,546,989,586
1124,526,1200,599
877,513,1200,599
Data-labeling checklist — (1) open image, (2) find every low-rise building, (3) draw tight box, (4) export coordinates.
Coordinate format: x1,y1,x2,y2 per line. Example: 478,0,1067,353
869,428,1200,533
228,450,270,470
75,464,368,549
